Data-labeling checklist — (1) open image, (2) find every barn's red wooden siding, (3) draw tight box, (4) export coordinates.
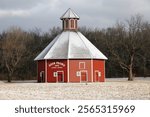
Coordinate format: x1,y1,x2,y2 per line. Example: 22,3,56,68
69,60,92,82
37,60,45,82
37,59,105,83
93,60,105,82
47,60,67,83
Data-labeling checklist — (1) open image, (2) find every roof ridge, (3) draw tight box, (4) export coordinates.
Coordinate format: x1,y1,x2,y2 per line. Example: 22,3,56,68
68,8,71,18
71,9,78,18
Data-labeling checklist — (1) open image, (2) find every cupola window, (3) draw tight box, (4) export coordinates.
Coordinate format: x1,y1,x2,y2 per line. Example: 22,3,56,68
65,19,69,29
71,20,74,28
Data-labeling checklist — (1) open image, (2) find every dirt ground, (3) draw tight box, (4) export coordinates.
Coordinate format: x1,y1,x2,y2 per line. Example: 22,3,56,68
0,77,150,100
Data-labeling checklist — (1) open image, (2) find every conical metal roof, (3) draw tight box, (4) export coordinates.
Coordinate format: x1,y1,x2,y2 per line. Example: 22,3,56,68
60,8,79,20
34,31,107,60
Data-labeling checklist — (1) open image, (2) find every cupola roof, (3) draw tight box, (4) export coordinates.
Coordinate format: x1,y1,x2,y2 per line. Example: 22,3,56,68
60,8,79,20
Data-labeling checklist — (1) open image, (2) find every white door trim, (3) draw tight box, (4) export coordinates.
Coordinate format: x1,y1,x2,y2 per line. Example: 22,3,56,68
80,70,88,82
95,70,100,82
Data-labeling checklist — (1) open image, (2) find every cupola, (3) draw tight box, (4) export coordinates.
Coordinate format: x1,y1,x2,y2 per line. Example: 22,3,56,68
60,8,79,31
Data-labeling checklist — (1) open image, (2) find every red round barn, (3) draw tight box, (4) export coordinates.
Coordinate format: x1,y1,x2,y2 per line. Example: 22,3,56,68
34,8,108,83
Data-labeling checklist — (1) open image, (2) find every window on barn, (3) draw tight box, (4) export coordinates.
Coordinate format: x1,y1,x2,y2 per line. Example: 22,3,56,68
71,20,74,28
65,20,69,29
75,20,77,29
62,20,65,29
63,19,69,29
79,62,85,69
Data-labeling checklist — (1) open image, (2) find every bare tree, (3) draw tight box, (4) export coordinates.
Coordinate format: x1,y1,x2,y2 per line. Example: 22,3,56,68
2,27,29,82
106,15,147,81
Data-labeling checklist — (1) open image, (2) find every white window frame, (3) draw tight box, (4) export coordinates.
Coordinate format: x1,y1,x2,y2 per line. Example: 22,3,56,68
76,71,81,77
53,72,58,77
98,72,101,77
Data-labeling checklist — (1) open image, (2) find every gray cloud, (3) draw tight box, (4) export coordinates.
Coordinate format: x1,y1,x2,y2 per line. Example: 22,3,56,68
0,0,150,32
0,0,48,9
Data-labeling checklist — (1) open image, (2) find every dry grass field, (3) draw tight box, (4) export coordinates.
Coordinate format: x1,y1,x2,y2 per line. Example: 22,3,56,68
0,77,150,100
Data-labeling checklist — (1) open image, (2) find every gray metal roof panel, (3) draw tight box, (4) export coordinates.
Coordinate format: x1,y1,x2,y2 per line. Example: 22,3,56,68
68,31,92,58
34,31,107,60
44,31,69,59
34,34,60,61
77,32,108,59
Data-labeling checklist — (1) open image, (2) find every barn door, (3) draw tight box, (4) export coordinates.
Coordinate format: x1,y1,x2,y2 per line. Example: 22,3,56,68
95,71,99,82
40,71,45,82
57,71,64,82
81,71,88,82
95,71,101,82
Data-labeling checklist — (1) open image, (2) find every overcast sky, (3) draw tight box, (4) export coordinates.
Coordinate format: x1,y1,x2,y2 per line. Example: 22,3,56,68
0,0,150,32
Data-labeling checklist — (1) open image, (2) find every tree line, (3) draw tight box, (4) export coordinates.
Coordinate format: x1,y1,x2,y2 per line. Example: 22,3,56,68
0,15,150,82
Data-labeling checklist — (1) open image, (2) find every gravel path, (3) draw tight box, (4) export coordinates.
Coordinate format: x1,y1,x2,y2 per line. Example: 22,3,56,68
0,78,150,100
